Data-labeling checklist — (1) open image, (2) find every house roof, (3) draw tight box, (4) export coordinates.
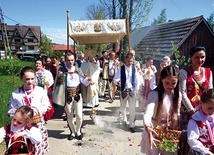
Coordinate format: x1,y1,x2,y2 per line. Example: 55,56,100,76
131,25,155,48
6,24,41,42
52,44,73,51
134,15,214,58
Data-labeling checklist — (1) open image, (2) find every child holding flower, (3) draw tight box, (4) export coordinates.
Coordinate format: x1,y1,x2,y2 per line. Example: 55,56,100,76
187,89,214,155
140,65,182,155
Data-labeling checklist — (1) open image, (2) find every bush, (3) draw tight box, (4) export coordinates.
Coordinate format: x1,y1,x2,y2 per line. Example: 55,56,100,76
0,59,34,76
0,59,34,127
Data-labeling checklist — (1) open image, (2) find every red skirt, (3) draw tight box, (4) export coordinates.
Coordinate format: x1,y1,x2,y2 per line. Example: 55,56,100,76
44,97,54,121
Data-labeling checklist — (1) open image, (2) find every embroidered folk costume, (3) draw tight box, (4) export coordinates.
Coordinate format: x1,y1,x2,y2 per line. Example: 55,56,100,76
141,91,181,155
35,69,54,121
179,67,213,130
180,67,212,109
53,62,89,140
187,110,214,154
142,63,157,98
114,64,139,130
8,86,50,155
0,124,42,154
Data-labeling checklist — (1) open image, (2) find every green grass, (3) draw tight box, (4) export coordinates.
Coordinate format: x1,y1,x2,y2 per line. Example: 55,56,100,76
0,75,22,126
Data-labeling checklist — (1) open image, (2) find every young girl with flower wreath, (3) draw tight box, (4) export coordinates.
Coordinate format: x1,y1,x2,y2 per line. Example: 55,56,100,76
8,66,51,155
0,106,42,155
140,65,182,155
187,89,214,155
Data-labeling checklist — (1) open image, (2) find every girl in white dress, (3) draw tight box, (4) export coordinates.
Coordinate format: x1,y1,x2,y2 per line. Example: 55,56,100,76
140,65,181,155
8,66,51,155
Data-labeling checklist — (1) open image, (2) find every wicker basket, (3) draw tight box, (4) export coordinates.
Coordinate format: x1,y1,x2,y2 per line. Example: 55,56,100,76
154,126,181,142
154,126,182,152
5,140,30,155
31,106,42,124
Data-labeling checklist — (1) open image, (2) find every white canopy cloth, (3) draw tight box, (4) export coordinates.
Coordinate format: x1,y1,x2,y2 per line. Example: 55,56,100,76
69,19,126,45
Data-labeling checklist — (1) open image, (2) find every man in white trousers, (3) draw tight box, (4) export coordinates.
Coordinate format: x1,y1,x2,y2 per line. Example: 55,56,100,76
113,53,139,133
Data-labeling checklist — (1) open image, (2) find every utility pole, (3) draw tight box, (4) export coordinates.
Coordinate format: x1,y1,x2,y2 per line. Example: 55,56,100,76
0,5,10,59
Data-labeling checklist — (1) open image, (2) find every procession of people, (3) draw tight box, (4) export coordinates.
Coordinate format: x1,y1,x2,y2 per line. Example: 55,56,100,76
1,44,214,155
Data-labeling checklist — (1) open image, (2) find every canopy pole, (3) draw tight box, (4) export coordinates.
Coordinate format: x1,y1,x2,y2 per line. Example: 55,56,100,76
73,41,76,53
126,13,131,52
67,10,70,54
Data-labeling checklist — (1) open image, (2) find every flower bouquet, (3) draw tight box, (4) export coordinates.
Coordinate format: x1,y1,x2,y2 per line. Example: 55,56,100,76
154,126,181,153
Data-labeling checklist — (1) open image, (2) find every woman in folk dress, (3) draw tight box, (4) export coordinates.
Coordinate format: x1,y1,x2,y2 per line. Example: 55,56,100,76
140,65,181,155
8,66,51,155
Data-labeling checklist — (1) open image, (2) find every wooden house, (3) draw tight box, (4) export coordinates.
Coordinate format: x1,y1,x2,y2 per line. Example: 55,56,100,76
132,16,214,67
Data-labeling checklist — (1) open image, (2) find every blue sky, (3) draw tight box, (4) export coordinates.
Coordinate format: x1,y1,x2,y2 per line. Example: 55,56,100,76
1,0,214,44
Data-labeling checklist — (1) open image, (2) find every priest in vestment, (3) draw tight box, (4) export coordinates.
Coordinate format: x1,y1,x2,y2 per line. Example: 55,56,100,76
81,53,101,108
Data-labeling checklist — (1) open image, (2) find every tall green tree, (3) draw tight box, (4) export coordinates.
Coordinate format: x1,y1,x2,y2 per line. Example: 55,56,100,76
151,8,167,25
39,34,53,56
207,13,214,31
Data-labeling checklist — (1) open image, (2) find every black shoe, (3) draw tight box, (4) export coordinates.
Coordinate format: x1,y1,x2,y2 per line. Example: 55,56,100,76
130,127,136,133
109,99,113,103
67,134,75,140
76,134,83,140
63,116,67,121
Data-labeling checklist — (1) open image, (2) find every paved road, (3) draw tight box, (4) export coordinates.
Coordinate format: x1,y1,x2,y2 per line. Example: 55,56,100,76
46,96,145,155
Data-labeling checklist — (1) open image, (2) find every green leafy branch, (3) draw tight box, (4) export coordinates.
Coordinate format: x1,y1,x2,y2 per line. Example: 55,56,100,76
171,41,189,67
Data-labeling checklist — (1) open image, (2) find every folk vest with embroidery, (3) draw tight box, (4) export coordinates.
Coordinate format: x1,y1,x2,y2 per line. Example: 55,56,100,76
121,65,136,91
191,117,214,151
186,67,211,107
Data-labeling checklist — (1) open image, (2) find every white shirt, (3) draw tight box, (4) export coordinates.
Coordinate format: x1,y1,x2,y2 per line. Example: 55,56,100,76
113,65,139,91
0,124,42,144
143,91,181,127
65,65,89,87
150,74,157,90
8,86,51,116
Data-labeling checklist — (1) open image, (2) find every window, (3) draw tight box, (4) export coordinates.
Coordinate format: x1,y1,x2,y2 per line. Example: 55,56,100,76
8,32,13,36
15,46,21,50
15,31,19,36
28,46,35,50
15,39,21,42
0,35,2,41
27,30,34,37
28,39,33,42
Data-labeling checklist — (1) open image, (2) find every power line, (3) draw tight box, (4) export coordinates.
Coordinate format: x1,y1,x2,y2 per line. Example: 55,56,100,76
3,14,67,43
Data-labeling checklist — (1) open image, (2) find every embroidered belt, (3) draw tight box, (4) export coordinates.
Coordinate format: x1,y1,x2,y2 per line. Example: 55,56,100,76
121,88,133,99
67,86,80,97
67,86,80,103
